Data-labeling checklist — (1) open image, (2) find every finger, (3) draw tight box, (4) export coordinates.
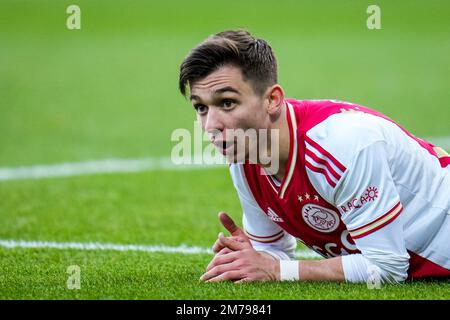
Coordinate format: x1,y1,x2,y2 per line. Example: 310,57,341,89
212,232,225,253
207,270,243,283
216,247,232,256
206,250,240,272
218,233,247,251
234,278,251,284
212,234,245,253
200,261,239,282
210,247,233,268
219,212,247,238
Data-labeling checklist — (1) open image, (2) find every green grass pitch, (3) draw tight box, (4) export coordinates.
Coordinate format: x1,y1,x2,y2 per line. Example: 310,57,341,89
0,0,449,299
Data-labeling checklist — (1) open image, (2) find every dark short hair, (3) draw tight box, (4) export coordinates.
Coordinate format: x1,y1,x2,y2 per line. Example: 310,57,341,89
179,30,278,97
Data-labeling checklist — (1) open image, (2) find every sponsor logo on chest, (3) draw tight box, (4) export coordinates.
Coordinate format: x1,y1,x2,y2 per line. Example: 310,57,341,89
301,203,340,233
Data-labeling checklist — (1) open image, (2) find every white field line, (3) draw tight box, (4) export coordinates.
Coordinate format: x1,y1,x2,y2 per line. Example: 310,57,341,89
0,136,448,182
0,239,322,259
0,156,225,181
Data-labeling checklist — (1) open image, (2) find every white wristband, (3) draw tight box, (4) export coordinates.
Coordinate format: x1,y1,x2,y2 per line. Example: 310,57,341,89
279,260,300,281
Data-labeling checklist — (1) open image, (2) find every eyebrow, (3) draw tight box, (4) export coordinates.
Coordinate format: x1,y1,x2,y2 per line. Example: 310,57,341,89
189,86,241,101
214,86,241,96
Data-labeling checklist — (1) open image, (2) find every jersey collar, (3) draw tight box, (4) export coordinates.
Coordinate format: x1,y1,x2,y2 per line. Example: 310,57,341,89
279,101,298,199
263,100,298,199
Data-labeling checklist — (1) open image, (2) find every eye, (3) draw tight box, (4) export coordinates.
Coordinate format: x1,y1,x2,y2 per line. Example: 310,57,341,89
194,104,208,115
222,99,237,109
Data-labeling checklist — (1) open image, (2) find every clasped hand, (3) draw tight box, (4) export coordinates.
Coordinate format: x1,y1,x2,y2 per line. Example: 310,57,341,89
200,212,280,283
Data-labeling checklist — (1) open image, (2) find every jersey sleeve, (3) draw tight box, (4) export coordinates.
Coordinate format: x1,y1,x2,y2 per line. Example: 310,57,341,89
305,114,411,283
334,141,410,283
229,164,297,260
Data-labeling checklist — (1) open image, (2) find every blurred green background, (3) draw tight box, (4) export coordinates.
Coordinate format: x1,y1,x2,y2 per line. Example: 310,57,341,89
1,0,449,167
0,0,449,299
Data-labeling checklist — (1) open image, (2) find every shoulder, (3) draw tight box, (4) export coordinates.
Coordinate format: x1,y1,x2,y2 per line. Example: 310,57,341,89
303,104,389,201
305,107,387,168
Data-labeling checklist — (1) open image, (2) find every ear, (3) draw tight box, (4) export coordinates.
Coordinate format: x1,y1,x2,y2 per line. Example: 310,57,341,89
265,84,285,116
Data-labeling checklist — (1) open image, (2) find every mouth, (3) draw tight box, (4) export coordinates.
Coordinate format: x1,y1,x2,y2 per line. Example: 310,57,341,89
215,140,234,156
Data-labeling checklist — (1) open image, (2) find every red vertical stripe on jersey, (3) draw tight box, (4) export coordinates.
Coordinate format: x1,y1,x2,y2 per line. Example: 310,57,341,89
305,160,337,187
305,136,347,172
305,148,341,180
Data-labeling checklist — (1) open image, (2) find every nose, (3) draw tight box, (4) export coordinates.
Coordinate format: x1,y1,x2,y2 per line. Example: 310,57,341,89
204,108,224,141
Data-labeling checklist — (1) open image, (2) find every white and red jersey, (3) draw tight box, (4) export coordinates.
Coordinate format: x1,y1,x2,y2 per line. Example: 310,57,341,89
230,98,450,282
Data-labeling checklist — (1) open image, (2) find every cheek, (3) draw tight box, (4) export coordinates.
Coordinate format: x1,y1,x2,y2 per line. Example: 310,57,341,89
227,117,252,134
235,102,262,126
196,114,205,130
246,99,265,121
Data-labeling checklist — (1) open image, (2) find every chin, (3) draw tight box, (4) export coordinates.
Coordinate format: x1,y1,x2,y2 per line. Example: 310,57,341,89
225,152,247,164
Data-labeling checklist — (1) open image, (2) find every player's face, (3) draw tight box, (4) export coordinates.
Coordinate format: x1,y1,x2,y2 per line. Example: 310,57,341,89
189,65,270,163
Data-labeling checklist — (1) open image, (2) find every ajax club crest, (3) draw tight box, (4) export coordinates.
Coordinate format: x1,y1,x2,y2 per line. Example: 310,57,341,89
301,204,340,233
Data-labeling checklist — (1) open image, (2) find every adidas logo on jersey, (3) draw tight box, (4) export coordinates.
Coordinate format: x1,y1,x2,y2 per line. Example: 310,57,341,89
267,207,284,222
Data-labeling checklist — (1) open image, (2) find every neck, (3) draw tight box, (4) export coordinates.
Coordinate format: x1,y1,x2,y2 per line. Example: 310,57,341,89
260,100,291,180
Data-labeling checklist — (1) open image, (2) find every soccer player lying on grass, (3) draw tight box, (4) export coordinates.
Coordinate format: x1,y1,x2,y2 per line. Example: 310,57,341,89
178,30,450,283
